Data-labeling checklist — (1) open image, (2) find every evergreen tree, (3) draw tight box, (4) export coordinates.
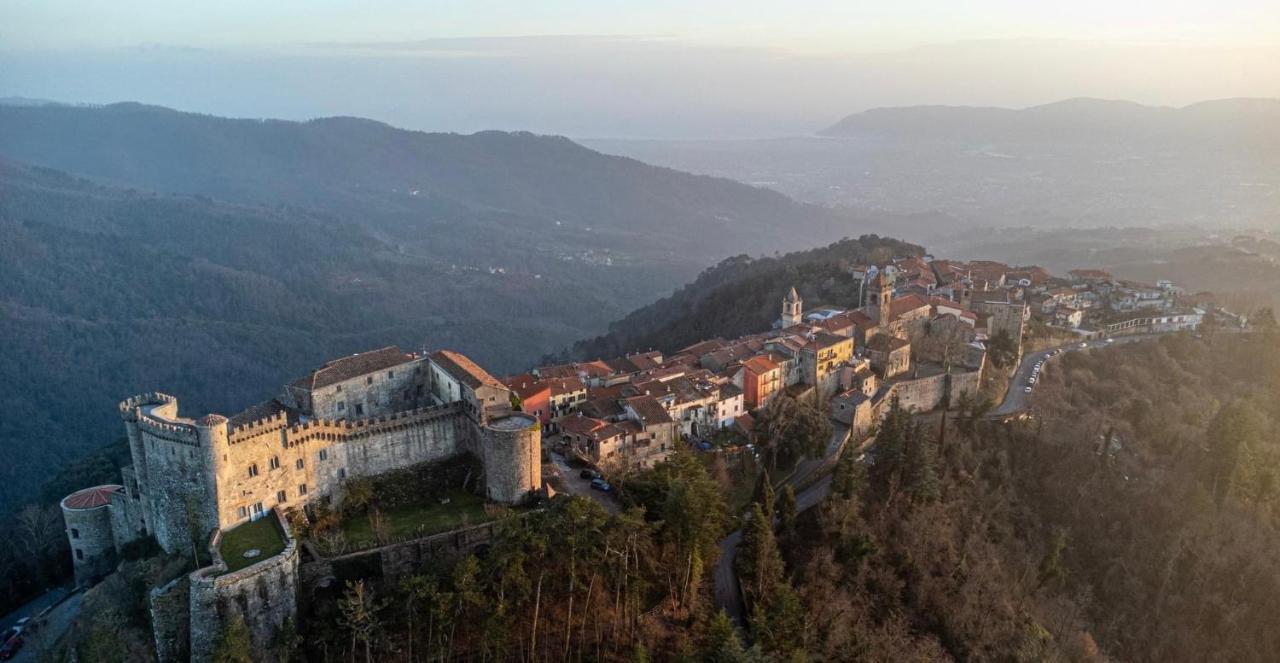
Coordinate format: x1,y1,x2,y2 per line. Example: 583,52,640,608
778,485,798,536
904,422,940,504
736,504,785,605
338,580,387,663
1205,400,1265,506
755,469,777,517
869,396,908,499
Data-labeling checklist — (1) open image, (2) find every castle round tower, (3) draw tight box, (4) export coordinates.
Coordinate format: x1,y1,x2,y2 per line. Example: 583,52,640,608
61,485,122,587
480,413,542,504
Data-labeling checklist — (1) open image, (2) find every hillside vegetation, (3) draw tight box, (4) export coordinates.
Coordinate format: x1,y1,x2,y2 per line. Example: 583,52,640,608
0,102,884,515
567,235,922,360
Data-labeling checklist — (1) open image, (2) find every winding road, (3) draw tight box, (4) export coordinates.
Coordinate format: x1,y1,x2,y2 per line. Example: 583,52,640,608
990,334,1166,418
714,329,1188,625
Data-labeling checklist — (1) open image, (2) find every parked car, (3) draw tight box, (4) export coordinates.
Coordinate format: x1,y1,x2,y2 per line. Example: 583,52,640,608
579,469,599,480
1024,386,1033,393
590,478,612,492
0,628,23,661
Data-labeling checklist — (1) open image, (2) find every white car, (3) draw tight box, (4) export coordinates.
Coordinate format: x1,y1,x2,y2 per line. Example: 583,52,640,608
1106,338,1115,344
1024,386,1033,393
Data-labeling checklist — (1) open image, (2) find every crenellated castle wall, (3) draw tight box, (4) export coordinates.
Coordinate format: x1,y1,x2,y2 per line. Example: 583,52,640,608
214,402,470,529
188,510,299,663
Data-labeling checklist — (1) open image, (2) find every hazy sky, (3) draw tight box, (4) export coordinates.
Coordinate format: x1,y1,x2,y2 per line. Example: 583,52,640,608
2,1,1278,137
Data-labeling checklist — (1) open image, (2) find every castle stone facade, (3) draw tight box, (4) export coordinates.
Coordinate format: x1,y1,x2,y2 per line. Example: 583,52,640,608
62,346,543,661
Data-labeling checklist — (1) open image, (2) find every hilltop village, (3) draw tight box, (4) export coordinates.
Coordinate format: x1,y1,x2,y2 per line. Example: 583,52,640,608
56,253,1208,662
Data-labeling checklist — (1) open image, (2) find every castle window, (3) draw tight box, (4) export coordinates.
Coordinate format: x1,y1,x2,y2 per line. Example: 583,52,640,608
336,385,342,393
338,468,347,479
238,506,248,519
75,549,83,561
253,502,264,515
416,385,424,396
337,401,345,412
319,449,328,461
296,458,305,470
366,376,373,385
355,404,364,416
248,464,259,478
298,483,308,496
277,490,287,503
388,370,394,378
71,528,80,539
269,456,281,470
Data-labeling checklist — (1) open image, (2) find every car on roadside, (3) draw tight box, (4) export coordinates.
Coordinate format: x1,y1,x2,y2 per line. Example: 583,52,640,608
1024,386,1032,393
590,477,612,492
0,627,23,661
579,469,599,480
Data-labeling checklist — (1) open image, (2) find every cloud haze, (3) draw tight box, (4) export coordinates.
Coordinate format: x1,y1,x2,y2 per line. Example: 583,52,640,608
2,1,1277,137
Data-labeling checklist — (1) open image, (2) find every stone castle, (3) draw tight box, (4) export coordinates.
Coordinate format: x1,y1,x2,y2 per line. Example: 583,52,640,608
61,346,541,662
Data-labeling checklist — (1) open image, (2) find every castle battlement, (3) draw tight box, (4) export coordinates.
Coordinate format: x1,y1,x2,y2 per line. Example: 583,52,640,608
135,412,200,445
228,411,289,437
118,392,177,419
67,347,540,663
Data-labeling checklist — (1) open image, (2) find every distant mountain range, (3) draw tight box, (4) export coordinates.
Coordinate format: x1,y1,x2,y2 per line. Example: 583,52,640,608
0,102,880,514
586,97,1280,233
820,97,1280,144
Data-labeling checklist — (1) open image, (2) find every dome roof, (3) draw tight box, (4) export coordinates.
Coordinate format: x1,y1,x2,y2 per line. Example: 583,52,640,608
62,485,122,510
197,413,229,426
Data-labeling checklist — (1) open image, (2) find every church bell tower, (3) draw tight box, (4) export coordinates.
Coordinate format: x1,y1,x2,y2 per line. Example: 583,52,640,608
781,286,803,328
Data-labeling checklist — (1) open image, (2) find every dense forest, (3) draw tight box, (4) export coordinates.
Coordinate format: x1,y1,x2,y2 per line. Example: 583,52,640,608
279,329,1278,662
19,319,1280,660
0,101,894,520
566,234,923,360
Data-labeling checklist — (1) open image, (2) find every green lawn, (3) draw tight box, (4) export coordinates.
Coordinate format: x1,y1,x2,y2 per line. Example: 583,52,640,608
341,489,490,546
219,516,286,573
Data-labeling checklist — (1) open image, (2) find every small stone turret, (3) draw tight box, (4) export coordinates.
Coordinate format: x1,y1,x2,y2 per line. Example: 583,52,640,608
61,485,122,587
781,286,803,328
480,413,542,504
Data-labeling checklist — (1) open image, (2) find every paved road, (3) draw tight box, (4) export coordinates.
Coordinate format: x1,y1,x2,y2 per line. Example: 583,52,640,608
990,335,1156,417
1,589,81,663
712,421,858,627
546,451,620,515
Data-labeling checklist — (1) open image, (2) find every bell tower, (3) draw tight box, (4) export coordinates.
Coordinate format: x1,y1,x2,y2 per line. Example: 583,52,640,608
875,273,893,326
781,286,803,328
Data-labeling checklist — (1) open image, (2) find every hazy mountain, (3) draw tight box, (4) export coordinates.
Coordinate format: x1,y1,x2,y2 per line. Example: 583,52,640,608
820,97,1280,144
0,102,851,260
0,104,880,513
586,98,1280,232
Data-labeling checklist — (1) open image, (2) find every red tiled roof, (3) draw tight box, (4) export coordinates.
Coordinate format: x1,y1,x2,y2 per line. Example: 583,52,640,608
623,395,673,425
62,485,121,510
430,350,504,390
557,414,608,436
503,375,551,400
889,294,930,320
546,376,586,397
292,346,412,390
742,355,779,375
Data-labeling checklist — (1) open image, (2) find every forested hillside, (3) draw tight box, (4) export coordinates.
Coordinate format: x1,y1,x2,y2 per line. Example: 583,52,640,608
0,102,850,261
0,160,671,513
566,235,922,360
0,102,894,516
768,330,1280,661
